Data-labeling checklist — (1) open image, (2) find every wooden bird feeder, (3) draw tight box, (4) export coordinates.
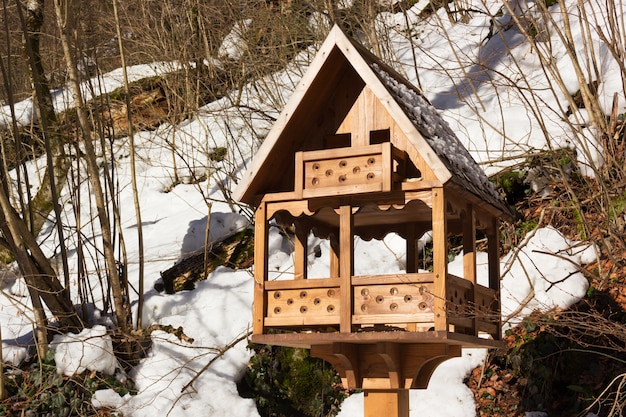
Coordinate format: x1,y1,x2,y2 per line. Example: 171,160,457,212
233,25,513,417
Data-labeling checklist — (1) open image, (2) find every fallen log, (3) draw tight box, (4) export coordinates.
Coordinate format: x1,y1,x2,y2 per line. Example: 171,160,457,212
155,228,254,294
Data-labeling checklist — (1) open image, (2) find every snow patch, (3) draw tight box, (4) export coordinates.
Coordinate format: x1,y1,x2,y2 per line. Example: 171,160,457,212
50,325,119,376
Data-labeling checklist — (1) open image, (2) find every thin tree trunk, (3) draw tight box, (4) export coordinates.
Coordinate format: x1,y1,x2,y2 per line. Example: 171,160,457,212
0,189,83,334
113,0,144,329
16,0,71,240
0,22,83,341
53,0,132,336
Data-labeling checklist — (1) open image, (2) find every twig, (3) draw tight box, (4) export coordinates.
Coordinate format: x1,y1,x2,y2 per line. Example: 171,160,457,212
133,324,195,344
180,330,252,393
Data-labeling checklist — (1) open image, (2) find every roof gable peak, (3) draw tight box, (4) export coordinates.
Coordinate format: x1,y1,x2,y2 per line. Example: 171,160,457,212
233,25,511,218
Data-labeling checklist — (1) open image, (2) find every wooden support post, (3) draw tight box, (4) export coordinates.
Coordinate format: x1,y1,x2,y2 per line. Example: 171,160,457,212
330,234,340,278
294,222,308,280
462,204,477,335
381,142,392,192
253,203,268,335
406,224,417,274
405,226,418,332
462,204,476,285
364,390,409,417
487,217,500,291
487,216,502,339
339,205,354,333
431,187,448,332
294,151,304,199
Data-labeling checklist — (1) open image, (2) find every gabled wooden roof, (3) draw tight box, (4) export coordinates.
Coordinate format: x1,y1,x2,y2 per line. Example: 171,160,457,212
234,25,511,218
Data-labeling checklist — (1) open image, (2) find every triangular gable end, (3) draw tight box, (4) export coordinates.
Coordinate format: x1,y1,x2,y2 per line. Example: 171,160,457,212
234,25,511,219
233,25,454,205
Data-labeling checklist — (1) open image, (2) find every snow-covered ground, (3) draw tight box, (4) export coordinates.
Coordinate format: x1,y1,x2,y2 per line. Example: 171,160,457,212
1,0,622,415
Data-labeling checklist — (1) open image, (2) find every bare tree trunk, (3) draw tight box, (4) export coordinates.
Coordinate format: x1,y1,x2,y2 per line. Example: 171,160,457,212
16,0,71,242
53,0,132,336
0,188,83,334
112,0,144,329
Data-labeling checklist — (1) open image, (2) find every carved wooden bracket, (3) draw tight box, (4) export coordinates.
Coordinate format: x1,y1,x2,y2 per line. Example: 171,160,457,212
311,342,462,390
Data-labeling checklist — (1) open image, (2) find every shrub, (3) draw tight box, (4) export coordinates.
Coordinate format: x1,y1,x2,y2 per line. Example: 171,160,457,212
238,343,347,417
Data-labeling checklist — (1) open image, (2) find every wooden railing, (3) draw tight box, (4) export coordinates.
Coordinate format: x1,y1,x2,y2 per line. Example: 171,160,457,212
294,142,406,199
263,272,499,338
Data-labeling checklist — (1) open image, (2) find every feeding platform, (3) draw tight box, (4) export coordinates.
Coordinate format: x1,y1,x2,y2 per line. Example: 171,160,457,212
234,25,512,398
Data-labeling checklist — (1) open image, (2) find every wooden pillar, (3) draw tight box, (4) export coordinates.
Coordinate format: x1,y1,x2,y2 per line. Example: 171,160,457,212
253,203,268,335
462,204,477,336
431,188,448,332
294,222,308,280
406,224,418,332
462,204,476,285
330,234,340,278
364,390,409,417
487,216,500,291
406,223,417,274
487,216,501,339
339,205,353,333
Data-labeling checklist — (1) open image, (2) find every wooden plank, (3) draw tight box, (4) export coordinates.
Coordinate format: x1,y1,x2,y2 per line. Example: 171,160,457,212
406,224,417,273
267,287,340,323
382,141,392,192
266,200,312,218
364,390,409,417
339,205,354,333
265,278,341,290
294,224,308,280
463,204,477,285
264,315,340,327
253,203,268,335
447,274,473,290
487,216,502,340
431,187,448,332
476,320,499,336
392,146,407,179
336,86,393,147
301,144,384,160
354,283,434,318
352,273,434,286
294,151,304,199
303,152,385,196
352,313,434,324
306,189,433,211
474,284,497,300
330,234,340,278
252,329,506,349
261,191,299,202
367,87,390,146
488,217,500,290
449,316,474,329
336,96,360,144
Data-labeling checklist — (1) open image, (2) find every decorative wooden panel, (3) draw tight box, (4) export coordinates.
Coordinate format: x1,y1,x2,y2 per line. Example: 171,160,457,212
266,287,341,326
353,283,435,325
474,285,497,317
295,143,406,198
447,275,473,317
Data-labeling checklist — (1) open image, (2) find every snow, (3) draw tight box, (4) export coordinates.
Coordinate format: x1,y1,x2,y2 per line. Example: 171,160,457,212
0,62,176,129
0,0,620,415
50,325,119,376
448,226,595,328
91,388,130,409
